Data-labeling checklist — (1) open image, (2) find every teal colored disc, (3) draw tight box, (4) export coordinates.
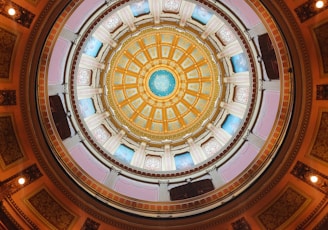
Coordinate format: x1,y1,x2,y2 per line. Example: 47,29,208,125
148,70,176,97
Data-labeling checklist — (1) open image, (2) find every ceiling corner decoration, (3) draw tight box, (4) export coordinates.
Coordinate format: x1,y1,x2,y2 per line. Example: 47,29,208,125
256,185,310,230
0,27,16,79
0,115,24,168
36,0,294,218
314,22,328,74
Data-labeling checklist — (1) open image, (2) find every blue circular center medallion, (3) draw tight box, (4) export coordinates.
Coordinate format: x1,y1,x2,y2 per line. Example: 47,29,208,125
148,70,176,97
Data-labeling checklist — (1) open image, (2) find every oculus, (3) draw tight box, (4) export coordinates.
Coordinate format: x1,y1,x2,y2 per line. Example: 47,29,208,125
148,70,176,97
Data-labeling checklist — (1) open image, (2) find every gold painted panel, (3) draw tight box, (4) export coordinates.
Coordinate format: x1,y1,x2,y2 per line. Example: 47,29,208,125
26,187,77,230
0,115,25,169
257,185,310,229
0,27,16,79
314,22,328,74
310,111,328,163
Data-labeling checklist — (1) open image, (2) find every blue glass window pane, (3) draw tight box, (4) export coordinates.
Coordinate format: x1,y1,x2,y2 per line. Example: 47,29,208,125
114,144,134,164
174,152,194,170
78,98,96,118
222,114,242,135
192,6,213,25
130,0,150,17
231,53,249,73
83,37,103,57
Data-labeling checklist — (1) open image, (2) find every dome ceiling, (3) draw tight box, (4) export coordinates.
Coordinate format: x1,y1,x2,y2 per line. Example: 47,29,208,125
2,0,328,228
37,0,293,218
105,26,220,142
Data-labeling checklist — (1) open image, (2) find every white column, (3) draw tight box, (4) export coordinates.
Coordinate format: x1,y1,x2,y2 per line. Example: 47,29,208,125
48,84,65,96
80,54,105,70
104,130,126,154
217,40,242,59
162,145,175,171
131,142,147,167
247,23,267,39
149,0,162,24
179,1,194,27
104,168,120,189
158,180,170,201
93,25,117,47
118,6,136,31
220,102,246,119
77,87,103,99
84,112,110,130
60,27,79,42
187,138,207,164
63,133,82,150
263,80,280,91
201,16,224,39
223,72,250,86
246,132,265,149
207,167,225,188
207,123,231,146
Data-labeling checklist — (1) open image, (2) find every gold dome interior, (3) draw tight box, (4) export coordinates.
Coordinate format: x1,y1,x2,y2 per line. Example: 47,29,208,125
0,0,327,229
105,27,220,141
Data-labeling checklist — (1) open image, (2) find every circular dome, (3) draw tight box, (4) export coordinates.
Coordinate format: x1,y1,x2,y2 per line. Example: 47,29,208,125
105,26,220,142
37,0,293,218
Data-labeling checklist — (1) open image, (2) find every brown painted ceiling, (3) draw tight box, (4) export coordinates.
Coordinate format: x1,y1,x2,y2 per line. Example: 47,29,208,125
0,0,327,229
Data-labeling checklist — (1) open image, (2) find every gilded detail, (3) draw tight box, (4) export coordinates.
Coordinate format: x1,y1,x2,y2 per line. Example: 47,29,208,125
257,186,308,229
27,188,76,230
104,27,220,141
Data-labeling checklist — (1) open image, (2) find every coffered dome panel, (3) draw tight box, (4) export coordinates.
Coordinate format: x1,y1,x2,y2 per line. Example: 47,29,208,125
105,27,220,141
